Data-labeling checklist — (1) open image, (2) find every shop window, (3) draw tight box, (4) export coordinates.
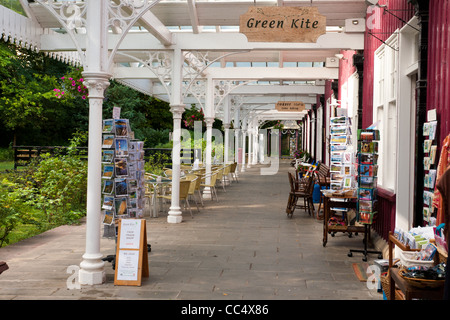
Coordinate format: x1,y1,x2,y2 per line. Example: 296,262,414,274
373,36,399,192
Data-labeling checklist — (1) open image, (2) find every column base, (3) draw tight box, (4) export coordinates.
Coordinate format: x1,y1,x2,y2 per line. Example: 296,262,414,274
79,253,105,285
167,206,183,223
202,187,212,200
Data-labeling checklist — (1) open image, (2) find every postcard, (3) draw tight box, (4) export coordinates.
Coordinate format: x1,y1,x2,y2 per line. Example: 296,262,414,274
102,164,114,179
359,200,376,212
358,211,374,224
102,180,114,195
331,135,347,144
115,178,128,196
359,188,376,201
102,119,114,133
114,197,128,217
360,165,377,177
331,173,344,182
423,157,430,171
424,139,432,153
102,210,114,225
330,164,342,173
428,121,437,140
430,145,437,165
115,119,129,137
102,134,114,148
102,150,114,163
423,122,430,136
115,138,129,157
114,158,128,177
343,176,353,188
343,165,352,176
102,196,114,210
359,141,378,153
331,152,343,163
359,176,377,188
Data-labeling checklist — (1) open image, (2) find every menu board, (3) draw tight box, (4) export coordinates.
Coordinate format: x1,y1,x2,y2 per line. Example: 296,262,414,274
114,219,149,286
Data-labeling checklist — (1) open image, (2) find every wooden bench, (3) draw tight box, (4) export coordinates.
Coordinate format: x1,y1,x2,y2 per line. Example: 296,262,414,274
0,261,8,275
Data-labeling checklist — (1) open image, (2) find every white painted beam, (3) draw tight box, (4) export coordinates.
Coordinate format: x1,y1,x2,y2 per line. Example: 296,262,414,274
187,0,201,34
113,66,338,81
40,31,364,52
206,67,338,80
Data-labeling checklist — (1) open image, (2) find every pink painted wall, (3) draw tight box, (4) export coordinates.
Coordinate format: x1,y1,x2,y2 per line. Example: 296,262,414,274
427,0,450,150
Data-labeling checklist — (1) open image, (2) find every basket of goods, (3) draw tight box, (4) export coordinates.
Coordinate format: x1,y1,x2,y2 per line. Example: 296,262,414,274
399,263,446,289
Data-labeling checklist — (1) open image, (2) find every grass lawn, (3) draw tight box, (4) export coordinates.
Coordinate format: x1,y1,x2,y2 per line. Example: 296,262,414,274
0,161,14,171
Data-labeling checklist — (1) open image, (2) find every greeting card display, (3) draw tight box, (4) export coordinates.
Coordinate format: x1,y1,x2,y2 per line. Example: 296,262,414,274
356,129,379,225
422,112,438,225
101,115,146,232
329,116,354,190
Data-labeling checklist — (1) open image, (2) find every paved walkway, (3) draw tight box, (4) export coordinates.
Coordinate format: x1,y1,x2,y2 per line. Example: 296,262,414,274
0,160,383,300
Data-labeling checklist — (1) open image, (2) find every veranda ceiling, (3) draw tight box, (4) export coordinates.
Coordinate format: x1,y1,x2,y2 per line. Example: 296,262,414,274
21,0,368,123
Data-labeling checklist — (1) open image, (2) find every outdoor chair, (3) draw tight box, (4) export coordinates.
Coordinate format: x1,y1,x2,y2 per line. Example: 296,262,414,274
158,179,193,218
230,162,238,182
200,171,219,201
222,164,232,186
314,162,331,217
286,172,315,218
185,174,200,213
215,167,226,192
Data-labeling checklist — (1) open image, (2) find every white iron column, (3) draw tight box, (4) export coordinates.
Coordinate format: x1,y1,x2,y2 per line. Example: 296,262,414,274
168,48,185,223
79,0,109,285
252,118,258,165
224,123,230,164
247,119,253,168
203,76,214,199
233,107,240,174
168,104,184,223
241,121,247,172
234,128,240,170
203,117,214,199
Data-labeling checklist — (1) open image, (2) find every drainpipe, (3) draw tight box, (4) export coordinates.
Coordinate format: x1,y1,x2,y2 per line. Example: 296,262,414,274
353,52,364,131
409,0,429,227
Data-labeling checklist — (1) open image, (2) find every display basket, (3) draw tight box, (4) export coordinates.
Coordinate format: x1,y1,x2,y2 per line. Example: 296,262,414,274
398,269,445,289
380,271,405,300
398,250,435,268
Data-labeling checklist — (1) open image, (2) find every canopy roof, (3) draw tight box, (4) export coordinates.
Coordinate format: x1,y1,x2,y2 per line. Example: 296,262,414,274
16,0,368,124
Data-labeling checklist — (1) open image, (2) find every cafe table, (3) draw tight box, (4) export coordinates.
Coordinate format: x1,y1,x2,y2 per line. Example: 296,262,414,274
146,176,172,217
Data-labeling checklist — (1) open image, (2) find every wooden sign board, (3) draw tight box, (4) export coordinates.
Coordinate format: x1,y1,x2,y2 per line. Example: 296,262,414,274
239,7,326,43
114,219,149,286
276,101,305,112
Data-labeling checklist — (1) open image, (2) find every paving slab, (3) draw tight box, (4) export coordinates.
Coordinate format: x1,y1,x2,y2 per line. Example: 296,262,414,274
0,160,384,303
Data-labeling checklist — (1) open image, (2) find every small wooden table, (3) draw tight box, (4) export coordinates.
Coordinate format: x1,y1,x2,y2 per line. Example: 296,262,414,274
322,192,364,247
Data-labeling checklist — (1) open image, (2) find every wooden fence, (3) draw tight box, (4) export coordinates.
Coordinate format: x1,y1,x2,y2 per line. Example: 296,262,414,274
13,146,199,170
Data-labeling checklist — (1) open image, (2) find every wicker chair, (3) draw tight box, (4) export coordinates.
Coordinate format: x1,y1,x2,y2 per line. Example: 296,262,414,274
200,171,219,201
158,179,193,218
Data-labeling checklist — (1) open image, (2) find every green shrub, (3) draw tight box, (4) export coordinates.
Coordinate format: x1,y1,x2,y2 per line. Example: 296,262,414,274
31,154,87,225
0,179,25,246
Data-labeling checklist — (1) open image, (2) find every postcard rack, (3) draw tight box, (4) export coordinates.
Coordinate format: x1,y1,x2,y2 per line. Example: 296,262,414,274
348,129,382,261
422,110,438,225
100,112,147,268
329,116,354,190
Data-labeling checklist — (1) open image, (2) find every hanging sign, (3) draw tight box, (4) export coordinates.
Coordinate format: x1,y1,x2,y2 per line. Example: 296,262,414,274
276,101,305,112
114,219,149,286
239,7,326,43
